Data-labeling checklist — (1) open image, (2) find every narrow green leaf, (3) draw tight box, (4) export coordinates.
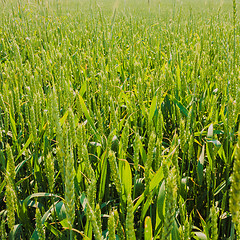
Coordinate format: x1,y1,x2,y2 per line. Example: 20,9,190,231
148,96,157,123
15,134,33,162
141,194,153,221
119,160,132,200
172,219,180,240
78,94,100,140
197,210,209,239
214,178,231,196
60,110,69,126
9,111,17,141
139,139,147,165
12,224,22,239
0,180,6,195
98,150,108,202
173,98,188,117
15,156,32,175
206,143,213,171
45,222,63,238
31,201,64,239
134,167,164,212
157,180,165,222
79,81,87,96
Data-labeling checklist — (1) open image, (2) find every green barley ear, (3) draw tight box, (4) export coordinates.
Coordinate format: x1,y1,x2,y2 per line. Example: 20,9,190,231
10,95,16,123
133,131,140,171
230,127,240,237
186,106,193,134
36,208,45,240
0,93,6,113
108,150,122,196
4,110,9,136
233,0,237,27
162,156,169,180
96,108,104,136
86,202,103,240
51,87,64,150
154,137,162,171
162,167,177,240
36,92,43,124
68,107,76,146
76,123,85,163
114,210,125,240
14,87,21,120
13,40,22,68
188,134,194,163
206,164,211,208
82,144,93,178
107,129,117,153
172,146,180,188
179,195,186,225
75,91,83,119
1,219,7,240
145,131,156,186
210,204,218,240
110,96,118,131
96,203,102,235
56,147,65,182
108,210,116,240
9,91,15,122
156,109,163,139
154,110,163,171
34,181,39,194
65,146,75,229
83,145,97,209
233,0,237,66
131,95,137,127
126,194,136,240
178,196,192,239
147,118,153,140
179,118,186,151
45,153,55,192
120,123,129,159
5,175,16,232
175,105,181,125
6,143,15,180
29,105,37,142
183,214,192,240
0,94,9,135
0,127,2,143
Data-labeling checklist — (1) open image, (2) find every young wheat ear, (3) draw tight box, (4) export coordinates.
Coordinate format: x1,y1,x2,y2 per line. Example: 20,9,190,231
108,210,116,240
108,150,122,195
65,143,75,231
5,174,16,232
230,126,240,237
36,208,45,240
1,218,7,240
161,167,177,240
126,194,136,240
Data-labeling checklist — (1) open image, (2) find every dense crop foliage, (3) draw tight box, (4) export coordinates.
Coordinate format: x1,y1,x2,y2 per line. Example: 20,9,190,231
0,0,239,239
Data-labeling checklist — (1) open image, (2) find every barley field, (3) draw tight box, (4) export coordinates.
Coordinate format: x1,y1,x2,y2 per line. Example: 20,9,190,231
0,0,239,239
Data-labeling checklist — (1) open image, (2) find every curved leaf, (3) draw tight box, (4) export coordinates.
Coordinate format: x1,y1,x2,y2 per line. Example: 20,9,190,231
23,193,63,213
